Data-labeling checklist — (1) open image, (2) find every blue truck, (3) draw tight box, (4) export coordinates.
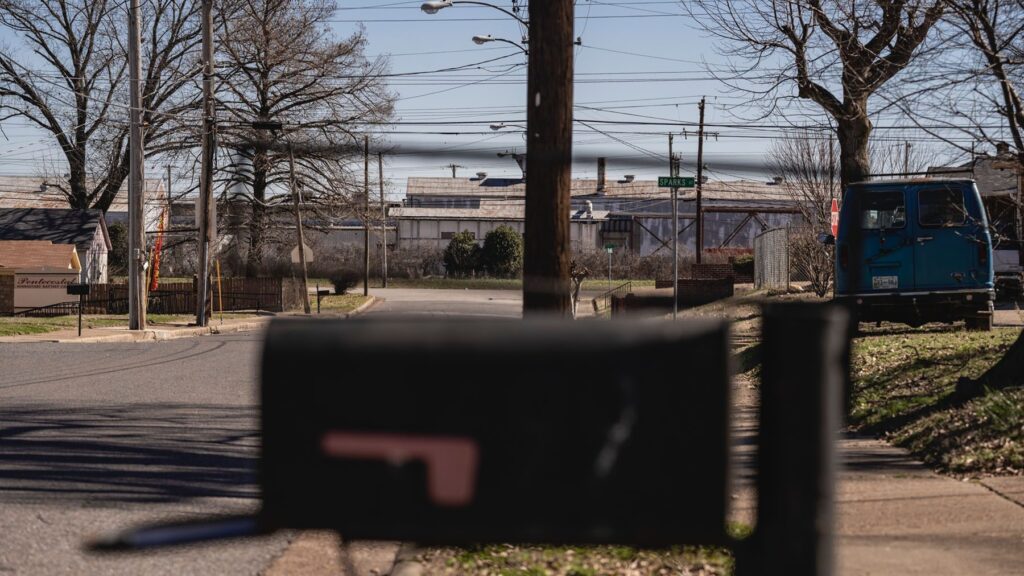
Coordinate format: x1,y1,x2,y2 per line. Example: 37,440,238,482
831,179,995,331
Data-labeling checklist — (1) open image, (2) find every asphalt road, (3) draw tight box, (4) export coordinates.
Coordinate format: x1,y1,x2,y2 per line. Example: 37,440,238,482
0,289,522,575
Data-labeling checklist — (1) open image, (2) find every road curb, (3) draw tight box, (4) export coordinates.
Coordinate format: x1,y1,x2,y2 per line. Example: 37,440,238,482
344,295,378,318
52,318,272,343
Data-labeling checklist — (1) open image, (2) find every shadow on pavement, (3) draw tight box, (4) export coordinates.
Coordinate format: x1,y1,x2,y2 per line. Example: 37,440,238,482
0,403,259,504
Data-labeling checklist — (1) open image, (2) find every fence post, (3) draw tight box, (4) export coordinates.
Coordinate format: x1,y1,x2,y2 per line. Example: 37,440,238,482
741,303,847,576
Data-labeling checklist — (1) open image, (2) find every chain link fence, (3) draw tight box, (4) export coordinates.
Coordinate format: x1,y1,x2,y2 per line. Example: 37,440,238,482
754,227,790,290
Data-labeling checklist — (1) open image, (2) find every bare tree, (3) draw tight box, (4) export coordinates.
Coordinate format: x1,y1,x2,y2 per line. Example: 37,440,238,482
769,134,837,296
686,1,945,187
951,0,1023,156
215,0,393,275
881,1,1024,162
0,0,203,211
569,259,590,319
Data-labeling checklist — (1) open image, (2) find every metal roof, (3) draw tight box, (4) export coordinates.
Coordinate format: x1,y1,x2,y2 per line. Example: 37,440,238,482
0,175,165,212
406,176,798,204
391,205,610,221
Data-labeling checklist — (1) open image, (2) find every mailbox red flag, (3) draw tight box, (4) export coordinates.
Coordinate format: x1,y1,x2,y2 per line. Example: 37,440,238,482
830,198,839,237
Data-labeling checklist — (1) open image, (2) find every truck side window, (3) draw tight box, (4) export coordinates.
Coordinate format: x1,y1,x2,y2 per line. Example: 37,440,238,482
860,191,905,229
919,188,966,227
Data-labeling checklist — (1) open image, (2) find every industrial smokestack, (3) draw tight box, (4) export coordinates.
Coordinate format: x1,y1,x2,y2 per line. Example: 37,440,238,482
597,157,607,192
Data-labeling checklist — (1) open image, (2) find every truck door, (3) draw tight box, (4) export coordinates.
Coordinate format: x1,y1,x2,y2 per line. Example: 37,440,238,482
913,185,973,290
858,189,914,293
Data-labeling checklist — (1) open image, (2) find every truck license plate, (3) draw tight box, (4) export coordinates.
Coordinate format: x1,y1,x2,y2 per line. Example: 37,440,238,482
872,275,898,289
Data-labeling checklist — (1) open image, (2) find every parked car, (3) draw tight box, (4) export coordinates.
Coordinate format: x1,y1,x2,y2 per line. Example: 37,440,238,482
827,179,995,330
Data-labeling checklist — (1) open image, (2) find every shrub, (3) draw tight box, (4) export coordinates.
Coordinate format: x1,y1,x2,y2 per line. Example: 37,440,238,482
389,246,445,278
789,227,833,297
732,254,754,277
107,221,129,275
481,225,523,278
443,231,480,277
329,269,361,294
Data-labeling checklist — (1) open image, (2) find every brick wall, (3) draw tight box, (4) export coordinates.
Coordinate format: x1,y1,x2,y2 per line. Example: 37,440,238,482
616,278,734,315
690,263,735,280
0,269,14,316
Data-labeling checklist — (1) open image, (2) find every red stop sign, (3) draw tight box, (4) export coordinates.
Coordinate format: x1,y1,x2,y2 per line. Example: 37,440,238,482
830,198,839,237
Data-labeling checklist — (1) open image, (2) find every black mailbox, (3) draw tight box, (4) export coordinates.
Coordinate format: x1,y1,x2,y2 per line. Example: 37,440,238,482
67,283,90,296
260,318,733,546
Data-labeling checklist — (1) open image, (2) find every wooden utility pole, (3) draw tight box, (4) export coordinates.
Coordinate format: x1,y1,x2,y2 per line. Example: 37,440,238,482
289,147,310,314
669,133,678,319
196,0,216,327
524,0,573,315
378,151,388,288
695,97,706,264
445,163,463,178
128,0,146,330
904,141,912,175
363,135,370,297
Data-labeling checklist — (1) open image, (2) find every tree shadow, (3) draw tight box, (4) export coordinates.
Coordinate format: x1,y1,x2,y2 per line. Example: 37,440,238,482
0,403,260,504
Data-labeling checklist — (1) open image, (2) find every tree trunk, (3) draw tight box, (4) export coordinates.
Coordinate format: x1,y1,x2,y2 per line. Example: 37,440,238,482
959,331,1024,399
836,101,872,191
67,161,90,210
246,151,269,277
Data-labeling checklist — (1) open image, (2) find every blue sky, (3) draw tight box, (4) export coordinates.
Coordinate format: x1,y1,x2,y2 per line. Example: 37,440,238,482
0,1,977,199
334,0,766,188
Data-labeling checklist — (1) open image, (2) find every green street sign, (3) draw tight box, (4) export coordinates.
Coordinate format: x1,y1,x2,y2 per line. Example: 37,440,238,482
658,176,695,188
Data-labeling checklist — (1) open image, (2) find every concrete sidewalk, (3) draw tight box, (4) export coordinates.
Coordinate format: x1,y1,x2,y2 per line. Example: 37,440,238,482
731,378,1024,576
837,438,1024,575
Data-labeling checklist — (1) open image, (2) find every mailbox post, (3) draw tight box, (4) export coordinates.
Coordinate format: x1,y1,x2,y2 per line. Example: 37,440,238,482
66,283,91,337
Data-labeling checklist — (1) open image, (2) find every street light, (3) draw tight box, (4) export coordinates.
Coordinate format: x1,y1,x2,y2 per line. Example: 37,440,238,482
421,0,528,26
490,123,526,131
471,34,528,53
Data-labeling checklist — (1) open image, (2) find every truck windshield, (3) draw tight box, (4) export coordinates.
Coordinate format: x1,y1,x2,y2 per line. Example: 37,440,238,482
860,190,906,230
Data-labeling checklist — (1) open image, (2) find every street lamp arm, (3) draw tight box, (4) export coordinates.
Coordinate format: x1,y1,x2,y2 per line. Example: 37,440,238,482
473,35,527,53
421,0,528,26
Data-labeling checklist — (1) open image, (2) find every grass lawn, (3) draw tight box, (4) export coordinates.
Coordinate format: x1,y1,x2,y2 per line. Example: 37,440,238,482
0,312,253,337
851,326,1024,475
316,294,372,314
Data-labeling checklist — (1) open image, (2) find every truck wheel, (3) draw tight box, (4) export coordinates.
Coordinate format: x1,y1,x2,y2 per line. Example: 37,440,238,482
965,314,993,332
